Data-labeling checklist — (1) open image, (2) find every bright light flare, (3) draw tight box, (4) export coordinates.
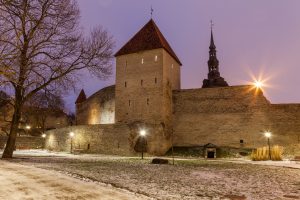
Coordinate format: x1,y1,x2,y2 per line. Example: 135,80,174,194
140,130,146,137
42,133,46,138
69,132,75,138
254,80,263,89
25,125,31,130
264,131,272,138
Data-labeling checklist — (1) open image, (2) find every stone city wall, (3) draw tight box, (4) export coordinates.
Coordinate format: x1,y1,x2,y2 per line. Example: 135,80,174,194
76,85,115,125
45,124,132,155
45,122,171,156
0,136,45,150
172,85,300,149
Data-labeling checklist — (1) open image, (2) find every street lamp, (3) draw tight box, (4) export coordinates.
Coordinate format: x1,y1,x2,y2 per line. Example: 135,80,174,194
69,132,75,153
25,125,31,130
42,133,46,138
139,130,146,159
264,131,272,160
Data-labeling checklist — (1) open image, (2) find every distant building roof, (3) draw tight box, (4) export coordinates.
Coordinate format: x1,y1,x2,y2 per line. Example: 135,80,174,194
75,89,87,104
115,19,182,65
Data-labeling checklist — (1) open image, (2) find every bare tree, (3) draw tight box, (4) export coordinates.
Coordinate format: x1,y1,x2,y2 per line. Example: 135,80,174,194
0,0,114,158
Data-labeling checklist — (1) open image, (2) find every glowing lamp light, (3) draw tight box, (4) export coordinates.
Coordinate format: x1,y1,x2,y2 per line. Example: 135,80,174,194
42,133,46,138
26,125,31,130
69,132,75,138
254,80,263,89
264,131,272,138
140,130,146,137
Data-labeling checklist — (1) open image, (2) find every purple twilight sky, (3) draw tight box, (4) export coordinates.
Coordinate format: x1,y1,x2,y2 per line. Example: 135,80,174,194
65,0,300,112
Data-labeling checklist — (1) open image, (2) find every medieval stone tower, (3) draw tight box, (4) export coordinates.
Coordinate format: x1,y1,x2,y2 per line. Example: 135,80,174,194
115,19,182,127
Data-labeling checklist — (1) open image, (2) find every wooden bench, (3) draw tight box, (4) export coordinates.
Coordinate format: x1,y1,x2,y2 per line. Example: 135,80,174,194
72,149,85,154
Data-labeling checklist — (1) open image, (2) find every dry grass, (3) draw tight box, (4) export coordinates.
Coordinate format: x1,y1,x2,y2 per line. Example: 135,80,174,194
251,145,283,161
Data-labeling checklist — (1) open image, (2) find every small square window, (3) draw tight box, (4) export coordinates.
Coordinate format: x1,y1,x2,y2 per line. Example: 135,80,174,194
240,140,244,144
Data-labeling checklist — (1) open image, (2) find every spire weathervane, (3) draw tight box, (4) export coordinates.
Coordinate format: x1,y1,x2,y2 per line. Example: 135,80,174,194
151,6,154,18
210,20,214,31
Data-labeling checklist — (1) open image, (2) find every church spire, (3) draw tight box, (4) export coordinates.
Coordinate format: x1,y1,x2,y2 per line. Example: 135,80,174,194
202,21,229,88
209,28,216,50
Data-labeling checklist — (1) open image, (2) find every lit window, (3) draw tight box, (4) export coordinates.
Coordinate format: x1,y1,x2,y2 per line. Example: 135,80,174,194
155,55,158,62
141,58,144,64
171,64,174,69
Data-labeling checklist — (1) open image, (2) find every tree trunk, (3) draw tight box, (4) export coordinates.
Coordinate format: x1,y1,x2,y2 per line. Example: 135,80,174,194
2,103,22,158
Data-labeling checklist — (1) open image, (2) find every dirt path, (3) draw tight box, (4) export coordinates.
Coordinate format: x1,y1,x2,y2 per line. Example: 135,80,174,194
0,160,150,200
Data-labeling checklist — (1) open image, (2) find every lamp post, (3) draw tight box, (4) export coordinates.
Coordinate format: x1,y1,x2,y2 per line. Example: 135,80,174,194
140,130,146,159
42,133,46,150
69,132,74,153
264,131,272,160
25,125,31,136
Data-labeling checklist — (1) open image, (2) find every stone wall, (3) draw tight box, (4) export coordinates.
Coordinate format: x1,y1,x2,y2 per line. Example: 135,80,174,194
76,85,115,125
45,124,133,155
44,122,171,156
172,85,300,149
0,136,45,149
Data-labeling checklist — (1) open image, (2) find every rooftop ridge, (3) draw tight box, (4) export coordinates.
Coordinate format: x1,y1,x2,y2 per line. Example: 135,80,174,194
115,19,182,65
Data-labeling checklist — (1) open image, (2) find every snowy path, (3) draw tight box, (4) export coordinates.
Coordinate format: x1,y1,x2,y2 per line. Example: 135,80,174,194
0,160,150,200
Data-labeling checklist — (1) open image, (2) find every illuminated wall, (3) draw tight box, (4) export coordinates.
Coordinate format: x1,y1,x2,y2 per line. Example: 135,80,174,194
76,85,115,125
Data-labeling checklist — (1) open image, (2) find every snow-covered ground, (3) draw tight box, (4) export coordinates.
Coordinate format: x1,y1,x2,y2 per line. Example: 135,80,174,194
0,158,151,200
1,150,300,200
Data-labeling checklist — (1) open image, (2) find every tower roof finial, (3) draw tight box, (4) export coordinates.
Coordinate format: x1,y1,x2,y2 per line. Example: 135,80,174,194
151,6,154,19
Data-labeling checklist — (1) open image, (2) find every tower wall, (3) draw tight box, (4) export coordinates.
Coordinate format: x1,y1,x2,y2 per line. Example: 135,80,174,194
115,48,180,126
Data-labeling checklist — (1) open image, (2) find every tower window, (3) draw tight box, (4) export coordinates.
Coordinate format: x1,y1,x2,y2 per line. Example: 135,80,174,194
171,64,174,69
125,81,127,87
155,77,157,84
147,98,149,105
240,139,244,144
141,80,143,86
141,58,144,64
129,100,131,106
155,55,158,62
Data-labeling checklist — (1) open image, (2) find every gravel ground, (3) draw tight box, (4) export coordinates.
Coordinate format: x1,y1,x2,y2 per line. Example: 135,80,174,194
6,151,300,200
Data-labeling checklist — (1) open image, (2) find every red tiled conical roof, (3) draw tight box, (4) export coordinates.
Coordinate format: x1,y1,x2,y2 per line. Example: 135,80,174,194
75,89,87,104
115,19,182,65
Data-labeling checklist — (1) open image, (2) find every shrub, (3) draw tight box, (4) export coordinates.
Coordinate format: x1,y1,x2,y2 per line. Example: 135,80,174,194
251,145,283,161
